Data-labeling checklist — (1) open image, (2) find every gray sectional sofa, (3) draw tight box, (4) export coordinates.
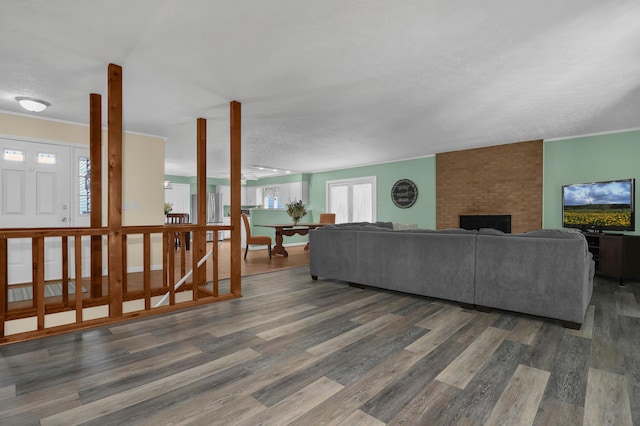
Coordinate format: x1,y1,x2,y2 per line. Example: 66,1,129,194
309,223,595,328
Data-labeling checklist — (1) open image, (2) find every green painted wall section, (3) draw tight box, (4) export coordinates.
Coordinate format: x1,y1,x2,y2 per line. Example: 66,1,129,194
307,157,436,229
543,130,640,235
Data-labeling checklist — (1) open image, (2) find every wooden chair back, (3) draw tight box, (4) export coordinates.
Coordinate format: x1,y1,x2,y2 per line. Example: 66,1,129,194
241,213,252,238
319,213,336,224
166,213,190,250
166,213,190,224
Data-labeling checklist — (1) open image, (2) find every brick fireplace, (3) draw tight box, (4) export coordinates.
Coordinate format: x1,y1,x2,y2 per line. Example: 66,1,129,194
436,140,543,234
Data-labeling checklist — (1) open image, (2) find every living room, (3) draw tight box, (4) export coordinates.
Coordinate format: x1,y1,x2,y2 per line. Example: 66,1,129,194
2,2,640,424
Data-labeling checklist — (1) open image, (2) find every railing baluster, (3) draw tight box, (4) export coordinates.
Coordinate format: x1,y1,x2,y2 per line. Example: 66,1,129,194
168,231,175,305
75,235,83,324
0,238,7,338
62,236,69,304
144,233,151,310
191,231,198,301
213,230,219,297
33,237,45,330
122,234,128,294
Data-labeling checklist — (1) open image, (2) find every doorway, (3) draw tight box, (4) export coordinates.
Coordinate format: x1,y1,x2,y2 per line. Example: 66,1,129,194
0,137,88,284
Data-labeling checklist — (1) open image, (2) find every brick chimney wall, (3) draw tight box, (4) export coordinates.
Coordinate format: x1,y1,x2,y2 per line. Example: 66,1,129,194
436,140,543,233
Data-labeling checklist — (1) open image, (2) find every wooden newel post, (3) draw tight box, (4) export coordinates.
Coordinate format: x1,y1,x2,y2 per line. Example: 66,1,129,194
196,118,207,289
108,63,123,317
89,93,103,298
230,101,242,296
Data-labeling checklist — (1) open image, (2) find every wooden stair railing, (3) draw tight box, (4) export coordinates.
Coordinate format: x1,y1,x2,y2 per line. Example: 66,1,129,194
0,224,232,344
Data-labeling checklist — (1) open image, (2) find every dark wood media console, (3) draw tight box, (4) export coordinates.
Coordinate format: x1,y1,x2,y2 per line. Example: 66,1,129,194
583,233,640,285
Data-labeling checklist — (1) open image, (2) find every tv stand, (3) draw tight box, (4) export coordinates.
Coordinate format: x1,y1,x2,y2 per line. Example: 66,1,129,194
583,233,640,285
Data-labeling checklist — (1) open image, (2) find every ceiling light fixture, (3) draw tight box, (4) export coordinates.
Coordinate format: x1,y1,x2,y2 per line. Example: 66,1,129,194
15,96,50,113
249,165,296,175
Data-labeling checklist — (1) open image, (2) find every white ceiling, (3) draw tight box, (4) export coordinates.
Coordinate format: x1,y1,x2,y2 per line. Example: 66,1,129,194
1,1,639,180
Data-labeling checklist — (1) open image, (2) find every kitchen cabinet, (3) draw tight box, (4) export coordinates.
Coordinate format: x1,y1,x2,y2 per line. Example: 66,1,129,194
287,181,309,204
219,185,230,206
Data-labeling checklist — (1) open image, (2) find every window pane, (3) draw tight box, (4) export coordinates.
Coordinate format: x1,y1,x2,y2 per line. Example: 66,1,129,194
3,149,24,162
352,183,373,222
37,152,56,164
78,157,90,214
329,185,349,223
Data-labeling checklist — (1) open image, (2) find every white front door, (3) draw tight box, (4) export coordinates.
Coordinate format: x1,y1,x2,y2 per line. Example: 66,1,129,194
1,138,72,284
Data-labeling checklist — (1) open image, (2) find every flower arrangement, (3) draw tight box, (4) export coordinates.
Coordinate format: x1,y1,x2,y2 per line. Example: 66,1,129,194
286,200,307,224
164,202,173,215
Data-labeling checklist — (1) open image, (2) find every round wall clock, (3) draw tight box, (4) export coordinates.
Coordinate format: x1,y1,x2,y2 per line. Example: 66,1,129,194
391,179,418,208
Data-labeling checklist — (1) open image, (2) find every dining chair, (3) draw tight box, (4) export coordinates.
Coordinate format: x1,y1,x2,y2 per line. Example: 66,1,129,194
305,213,336,251
166,213,190,250
319,213,336,224
242,213,272,259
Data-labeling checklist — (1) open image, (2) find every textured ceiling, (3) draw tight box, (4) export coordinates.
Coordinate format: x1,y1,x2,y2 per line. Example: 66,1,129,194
1,1,639,179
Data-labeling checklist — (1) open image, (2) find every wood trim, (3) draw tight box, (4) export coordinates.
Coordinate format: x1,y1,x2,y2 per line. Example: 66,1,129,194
230,101,242,296
107,63,123,316
90,92,103,297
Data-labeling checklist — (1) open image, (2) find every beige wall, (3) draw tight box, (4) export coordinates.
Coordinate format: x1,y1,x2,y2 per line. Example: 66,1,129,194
436,140,543,233
0,111,165,269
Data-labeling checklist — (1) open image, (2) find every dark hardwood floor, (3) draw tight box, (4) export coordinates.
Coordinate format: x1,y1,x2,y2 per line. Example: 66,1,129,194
0,267,638,425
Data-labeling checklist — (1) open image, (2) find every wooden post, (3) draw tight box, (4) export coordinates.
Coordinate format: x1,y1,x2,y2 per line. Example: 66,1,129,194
230,101,242,296
196,118,207,288
107,63,123,317
90,93,103,298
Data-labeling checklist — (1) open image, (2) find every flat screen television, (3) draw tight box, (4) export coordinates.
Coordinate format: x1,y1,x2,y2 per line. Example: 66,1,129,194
562,178,635,232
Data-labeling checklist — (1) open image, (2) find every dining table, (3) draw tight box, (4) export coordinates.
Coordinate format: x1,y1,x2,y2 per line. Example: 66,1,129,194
256,223,325,256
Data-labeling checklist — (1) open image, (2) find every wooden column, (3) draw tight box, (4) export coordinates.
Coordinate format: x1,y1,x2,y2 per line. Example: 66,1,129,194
230,101,242,296
196,118,207,288
107,63,123,317
90,93,103,297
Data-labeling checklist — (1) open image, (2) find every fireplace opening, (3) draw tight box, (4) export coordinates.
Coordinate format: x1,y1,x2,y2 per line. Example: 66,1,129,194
460,215,512,233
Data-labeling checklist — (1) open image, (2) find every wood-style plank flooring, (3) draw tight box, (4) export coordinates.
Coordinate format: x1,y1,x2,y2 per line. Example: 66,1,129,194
1,267,638,425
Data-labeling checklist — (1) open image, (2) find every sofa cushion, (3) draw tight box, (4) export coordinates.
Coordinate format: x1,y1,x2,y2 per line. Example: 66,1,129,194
316,221,393,231
392,222,418,230
520,228,585,240
478,228,505,236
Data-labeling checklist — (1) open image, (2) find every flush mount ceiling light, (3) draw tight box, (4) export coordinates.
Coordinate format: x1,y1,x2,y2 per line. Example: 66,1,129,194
16,96,50,113
249,164,292,174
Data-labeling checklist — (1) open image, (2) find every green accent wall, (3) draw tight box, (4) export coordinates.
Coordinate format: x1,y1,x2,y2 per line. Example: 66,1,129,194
543,130,640,235
307,157,436,229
